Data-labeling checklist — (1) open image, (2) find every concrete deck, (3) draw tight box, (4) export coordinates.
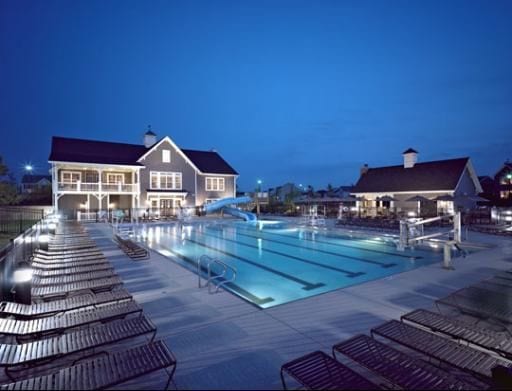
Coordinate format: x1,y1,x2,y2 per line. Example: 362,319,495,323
86,222,512,390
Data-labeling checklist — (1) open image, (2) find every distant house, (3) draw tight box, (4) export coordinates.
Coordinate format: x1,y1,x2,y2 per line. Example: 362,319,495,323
351,148,483,216
333,186,353,198
494,161,512,202
269,183,302,202
478,175,499,202
20,174,51,193
48,129,238,216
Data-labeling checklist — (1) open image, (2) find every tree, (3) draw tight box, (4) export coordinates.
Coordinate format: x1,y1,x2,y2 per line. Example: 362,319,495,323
307,185,314,197
0,156,19,205
327,183,334,195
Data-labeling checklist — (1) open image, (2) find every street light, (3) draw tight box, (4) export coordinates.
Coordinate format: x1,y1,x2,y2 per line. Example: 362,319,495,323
24,164,33,172
256,179,263,216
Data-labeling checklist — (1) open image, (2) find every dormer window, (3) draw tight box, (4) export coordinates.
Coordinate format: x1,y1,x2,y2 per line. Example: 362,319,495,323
162,149,171,163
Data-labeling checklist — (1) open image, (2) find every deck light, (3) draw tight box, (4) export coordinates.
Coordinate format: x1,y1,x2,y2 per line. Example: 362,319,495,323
13,267,33,283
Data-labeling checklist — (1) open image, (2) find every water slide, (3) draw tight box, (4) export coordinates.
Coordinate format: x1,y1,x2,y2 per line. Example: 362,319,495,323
203,196,257,221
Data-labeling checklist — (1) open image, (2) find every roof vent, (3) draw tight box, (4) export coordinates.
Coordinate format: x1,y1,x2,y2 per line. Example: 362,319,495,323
144,125,157,148
360,163,369,176
403,148,418,169
210,148,217,153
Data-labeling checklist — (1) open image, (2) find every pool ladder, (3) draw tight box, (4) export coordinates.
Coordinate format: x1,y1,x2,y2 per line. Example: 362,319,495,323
197,254,237,294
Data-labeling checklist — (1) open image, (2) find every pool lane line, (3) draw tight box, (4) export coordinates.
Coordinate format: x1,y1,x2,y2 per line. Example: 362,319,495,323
195,230,365,278
236,225,422,260
210,228,397,268
153,243,275,306
166,230,327,291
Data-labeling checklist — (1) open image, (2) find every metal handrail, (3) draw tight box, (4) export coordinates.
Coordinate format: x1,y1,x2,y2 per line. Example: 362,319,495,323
197,254,237,293
207,259,237,294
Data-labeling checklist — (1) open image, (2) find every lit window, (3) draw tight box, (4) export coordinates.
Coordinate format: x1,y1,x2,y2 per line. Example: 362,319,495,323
162,150,171,163
61,171,81,183
150,172,182,190
206,177,225,191
107,173,124,184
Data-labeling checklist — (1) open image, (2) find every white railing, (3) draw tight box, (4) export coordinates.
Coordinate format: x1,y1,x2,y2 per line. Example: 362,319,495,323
57,182,137,193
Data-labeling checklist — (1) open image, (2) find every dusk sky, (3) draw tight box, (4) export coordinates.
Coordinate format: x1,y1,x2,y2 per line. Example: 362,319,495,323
1,0,511,190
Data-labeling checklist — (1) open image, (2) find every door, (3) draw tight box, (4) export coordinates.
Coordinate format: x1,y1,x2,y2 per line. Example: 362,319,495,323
160,199,174,217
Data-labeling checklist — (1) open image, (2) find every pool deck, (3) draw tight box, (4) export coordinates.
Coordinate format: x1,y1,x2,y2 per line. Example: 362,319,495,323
87,220,512,390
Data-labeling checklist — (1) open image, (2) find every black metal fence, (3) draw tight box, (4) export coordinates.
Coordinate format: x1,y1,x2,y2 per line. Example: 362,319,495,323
0,207,45,237
0,219,48,302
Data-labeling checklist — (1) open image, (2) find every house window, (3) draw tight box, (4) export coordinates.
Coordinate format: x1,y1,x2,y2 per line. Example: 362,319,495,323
150,171,182,190
107,173,124,184
206,177,225,191
61,171,81,183
162,149,171,163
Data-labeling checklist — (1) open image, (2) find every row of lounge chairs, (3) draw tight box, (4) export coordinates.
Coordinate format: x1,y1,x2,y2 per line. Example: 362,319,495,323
469,224,512,237
113,233,150,260
0,220,176,390
281,268,512,390
336,218,400,232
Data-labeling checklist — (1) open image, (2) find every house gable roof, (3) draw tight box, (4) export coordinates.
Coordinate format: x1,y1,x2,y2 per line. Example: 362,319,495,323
22,174,51,184
352,157,473,193
49,137,146,166
181,149,238,175
48,136,238,175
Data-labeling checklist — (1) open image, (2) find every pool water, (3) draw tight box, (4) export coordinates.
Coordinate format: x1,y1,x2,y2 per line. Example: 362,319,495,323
136,221,442,309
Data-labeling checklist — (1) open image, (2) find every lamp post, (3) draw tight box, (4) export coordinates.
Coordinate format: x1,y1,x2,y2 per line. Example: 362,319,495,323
256,179,262,216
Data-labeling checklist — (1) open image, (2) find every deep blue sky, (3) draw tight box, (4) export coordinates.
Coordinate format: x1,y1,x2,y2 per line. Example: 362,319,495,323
1,0,511,190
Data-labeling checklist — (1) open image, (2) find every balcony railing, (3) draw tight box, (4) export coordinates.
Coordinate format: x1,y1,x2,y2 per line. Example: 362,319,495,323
57,182,137,193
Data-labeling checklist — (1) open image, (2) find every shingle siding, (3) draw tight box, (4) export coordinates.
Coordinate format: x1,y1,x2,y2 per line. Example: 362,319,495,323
196,175,235,205
139,139,197,205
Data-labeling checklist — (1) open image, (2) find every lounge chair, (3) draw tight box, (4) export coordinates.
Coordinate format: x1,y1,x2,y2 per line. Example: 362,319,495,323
35,248,103,258
32,270,118,286
32,264,114,278
31,253,105,263
0,340,176,390
48,243,97,251
436,287,512,324
402,309,512,359
280,350,380,390
0,300,142,341
31,276,123,301
114,234,149,260
31,258,110,271
371,320,512,379
32,261,114,278
332,334,485,390
0,315,156,380
0,289,132,319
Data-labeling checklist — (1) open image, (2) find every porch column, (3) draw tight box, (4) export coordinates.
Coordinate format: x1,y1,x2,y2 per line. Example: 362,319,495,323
97,168,103,213
52,164,59,212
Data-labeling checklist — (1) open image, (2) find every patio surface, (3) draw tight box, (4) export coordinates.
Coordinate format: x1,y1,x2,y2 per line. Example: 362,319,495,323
85,220,512,390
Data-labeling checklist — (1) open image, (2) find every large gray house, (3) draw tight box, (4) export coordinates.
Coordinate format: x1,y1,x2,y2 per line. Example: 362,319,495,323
48,130,238,217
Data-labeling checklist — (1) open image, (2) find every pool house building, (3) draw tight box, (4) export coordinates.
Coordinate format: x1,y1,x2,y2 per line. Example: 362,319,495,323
351,148,483,217
48,130,238,218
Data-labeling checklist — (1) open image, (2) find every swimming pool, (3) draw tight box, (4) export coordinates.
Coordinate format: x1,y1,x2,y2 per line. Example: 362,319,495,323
135,220,442,309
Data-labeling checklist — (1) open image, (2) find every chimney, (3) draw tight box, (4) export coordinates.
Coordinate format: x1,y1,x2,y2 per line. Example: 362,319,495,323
403,148,418,168
143,125,157,148
360,164,369,176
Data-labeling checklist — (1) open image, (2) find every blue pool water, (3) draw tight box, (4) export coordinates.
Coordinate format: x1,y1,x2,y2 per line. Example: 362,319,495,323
136,221,442,309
